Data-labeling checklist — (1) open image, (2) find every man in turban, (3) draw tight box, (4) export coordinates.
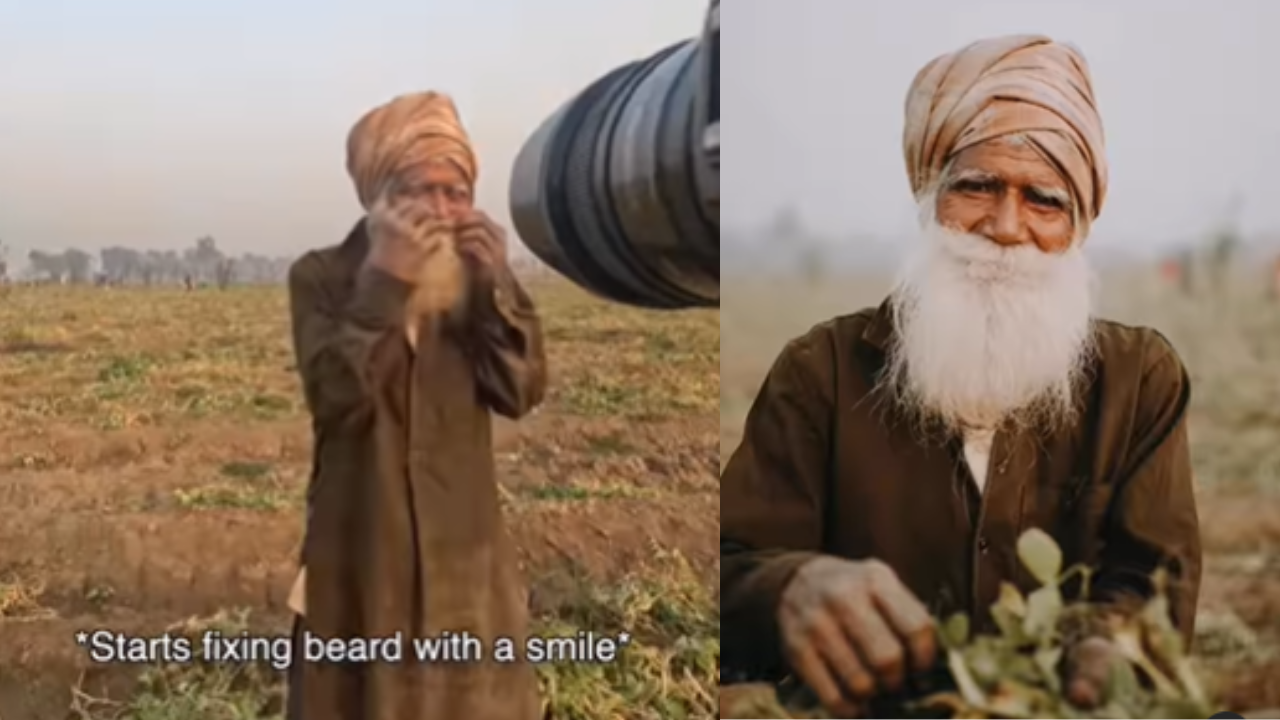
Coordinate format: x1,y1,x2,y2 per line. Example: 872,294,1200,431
720,36,1200,716
285,92,547,720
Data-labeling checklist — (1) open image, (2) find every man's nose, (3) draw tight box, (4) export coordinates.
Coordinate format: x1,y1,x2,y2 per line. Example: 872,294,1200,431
985,195,1031,247
424,192,450,218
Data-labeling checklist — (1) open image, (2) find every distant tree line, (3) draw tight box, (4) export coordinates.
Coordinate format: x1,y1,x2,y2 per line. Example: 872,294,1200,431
17,236,293,288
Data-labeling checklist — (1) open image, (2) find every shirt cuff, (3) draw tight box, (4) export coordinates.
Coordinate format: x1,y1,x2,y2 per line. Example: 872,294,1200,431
724,551,823,678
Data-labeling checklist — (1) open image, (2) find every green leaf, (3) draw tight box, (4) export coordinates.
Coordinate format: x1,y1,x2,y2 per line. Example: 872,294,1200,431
1033,646,1063,694
948,648,988,707
991,604,1029,646
1017,528,1063,586
967,641,1001,684
1023,585,1063,637
997,582,1028,617
941,612,971,649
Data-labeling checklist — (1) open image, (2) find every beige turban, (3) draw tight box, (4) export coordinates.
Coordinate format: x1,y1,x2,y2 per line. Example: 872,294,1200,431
346,91,479,210
903,34,1108,225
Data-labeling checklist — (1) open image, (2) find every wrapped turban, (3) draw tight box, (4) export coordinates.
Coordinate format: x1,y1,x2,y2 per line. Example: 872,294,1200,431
903,34,1108,225
346,91,478,210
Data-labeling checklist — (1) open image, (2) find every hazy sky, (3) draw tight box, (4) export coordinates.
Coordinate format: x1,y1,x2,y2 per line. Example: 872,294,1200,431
7,1,1278,262
0,0,703,257
725,0,1280,254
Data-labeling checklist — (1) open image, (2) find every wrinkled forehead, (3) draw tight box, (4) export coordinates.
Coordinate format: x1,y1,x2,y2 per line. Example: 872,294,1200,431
945,136,1073,199
396,157,471,188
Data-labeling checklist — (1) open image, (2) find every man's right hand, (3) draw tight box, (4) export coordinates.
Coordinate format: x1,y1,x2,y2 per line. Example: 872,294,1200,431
364,190,454,284
779,557,937,717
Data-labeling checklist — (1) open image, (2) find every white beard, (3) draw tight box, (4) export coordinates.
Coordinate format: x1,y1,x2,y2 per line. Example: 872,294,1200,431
884,214,1097,435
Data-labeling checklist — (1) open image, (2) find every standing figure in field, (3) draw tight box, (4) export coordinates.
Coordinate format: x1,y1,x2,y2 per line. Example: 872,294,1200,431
1159,255,1183,292
286,91,548,720
720,35,1201,717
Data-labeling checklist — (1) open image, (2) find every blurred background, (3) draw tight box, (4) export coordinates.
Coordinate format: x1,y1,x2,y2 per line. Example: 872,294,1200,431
722,0,1280,710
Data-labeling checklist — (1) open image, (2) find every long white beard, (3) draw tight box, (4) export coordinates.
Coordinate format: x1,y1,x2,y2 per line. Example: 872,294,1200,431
884,217,1097,435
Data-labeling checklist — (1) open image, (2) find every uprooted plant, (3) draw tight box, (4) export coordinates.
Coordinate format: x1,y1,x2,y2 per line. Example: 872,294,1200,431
723,528,1220,719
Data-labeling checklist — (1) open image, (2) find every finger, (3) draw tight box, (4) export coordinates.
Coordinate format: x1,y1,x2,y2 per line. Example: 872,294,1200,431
461,245,495,268
788,642,860,718
811,614,877,701
831,596,905,692
474,211,501,235
377,199,419,233
1066,639,1114,708
457,213,505,245
864,564,936,673
455,226,486,244
400,203,445,230
456,231,495,259
456,221,491,242
480,215,507,245
456,209,488,227
1067,676,1101,708
456,240,485,258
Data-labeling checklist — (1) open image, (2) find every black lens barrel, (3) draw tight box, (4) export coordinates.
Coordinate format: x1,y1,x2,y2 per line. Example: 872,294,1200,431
509,40,719,309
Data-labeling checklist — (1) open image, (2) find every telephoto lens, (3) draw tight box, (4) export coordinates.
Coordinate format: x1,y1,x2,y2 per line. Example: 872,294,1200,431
700,0,720,226
509,34,719,310
703,0,719,173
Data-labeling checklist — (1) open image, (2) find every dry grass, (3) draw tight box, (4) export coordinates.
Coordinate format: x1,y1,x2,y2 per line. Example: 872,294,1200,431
0,279,718,719
721,266,1280,715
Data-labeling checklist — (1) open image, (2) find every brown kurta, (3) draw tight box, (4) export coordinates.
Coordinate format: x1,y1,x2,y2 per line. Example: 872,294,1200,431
286,220,546,720
720,299,1201,684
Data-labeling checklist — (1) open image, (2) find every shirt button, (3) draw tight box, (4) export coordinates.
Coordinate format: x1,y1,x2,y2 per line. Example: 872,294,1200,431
978,537,990,553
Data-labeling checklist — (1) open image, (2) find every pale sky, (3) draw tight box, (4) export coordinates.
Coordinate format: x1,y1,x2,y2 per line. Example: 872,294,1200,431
0,0,703,257
7,1,1278,263
725,0,1280,255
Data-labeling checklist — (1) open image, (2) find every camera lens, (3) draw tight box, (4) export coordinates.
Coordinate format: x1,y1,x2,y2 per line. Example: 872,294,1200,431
509,40,719,309
706,1,719,140
702,2,720,217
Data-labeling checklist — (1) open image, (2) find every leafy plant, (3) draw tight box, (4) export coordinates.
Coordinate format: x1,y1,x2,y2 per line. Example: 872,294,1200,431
722,528,1220,719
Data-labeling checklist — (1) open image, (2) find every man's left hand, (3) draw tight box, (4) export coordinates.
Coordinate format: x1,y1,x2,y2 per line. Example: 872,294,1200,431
456,211,509,287
1065,636,1122,708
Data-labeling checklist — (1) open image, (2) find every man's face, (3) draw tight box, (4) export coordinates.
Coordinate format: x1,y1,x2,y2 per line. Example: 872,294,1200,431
886,137,1096,433
391,159,473,221
934,137,1076,254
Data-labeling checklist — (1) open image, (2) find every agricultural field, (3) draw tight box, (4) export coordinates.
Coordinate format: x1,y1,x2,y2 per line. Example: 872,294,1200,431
3,263,1277,718
722,268,1280,716
0,279,719,719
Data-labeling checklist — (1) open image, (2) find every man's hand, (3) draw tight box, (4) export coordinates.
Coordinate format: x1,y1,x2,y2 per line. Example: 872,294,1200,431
455,210,509,287
779,557,937,717
365,191,454,283
1065,636,1122,708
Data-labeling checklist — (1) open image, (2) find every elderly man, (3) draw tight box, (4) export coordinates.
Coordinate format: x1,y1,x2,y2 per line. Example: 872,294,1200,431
286,92,547,720
720,35,1200,716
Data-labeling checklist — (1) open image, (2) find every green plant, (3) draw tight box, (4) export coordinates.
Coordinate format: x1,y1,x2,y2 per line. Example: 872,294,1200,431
722,529,1219,719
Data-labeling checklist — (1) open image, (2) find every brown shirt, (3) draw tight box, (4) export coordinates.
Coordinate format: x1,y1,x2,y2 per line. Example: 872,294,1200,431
720,300,1201,681
286,221,546,720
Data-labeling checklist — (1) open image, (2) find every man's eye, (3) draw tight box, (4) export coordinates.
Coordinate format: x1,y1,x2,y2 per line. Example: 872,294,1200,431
1026,190,1067,210
953,179,998,194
